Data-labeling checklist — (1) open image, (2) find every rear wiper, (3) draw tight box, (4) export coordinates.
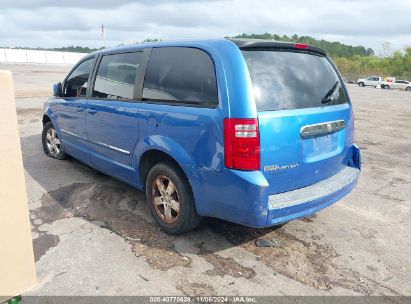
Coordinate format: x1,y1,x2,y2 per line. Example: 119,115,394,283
321,81,339,104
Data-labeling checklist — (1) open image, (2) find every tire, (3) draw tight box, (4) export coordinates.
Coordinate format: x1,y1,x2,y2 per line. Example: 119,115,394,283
358,82,365,87
384,85,390,90
42,121,68,160
146,162,201,234
406,87,411,92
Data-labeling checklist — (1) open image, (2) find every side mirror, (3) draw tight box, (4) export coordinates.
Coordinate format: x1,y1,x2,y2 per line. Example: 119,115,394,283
53,82,63,97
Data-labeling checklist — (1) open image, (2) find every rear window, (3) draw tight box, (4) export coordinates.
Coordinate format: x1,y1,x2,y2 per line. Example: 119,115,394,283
242,50,348,111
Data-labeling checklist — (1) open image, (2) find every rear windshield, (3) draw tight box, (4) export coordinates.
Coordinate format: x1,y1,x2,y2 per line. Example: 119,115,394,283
242,50,348,111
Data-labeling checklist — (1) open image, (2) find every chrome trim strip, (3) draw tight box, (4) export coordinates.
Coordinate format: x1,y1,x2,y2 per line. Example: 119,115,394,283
60,129,80,138
61,129,130,155
268,166,359,210
300,120,346,138
96,141,130,155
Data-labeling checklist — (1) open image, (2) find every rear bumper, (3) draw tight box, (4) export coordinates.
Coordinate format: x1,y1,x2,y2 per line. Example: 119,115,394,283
190,144,361,228
267,166,360,225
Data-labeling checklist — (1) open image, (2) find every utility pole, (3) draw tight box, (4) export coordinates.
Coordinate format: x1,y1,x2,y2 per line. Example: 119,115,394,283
101,25,106,47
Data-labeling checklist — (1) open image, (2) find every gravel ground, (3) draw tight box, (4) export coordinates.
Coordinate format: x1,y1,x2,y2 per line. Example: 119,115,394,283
3,63,410,296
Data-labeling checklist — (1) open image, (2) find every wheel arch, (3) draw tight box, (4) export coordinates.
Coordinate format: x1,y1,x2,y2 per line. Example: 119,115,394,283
42,114,51,126
134,135,197,185
139,149,190,187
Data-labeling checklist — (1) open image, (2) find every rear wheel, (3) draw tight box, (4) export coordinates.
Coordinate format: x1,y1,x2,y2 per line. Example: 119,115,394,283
146,162,201,234
42,122,68,160
384,85,390,90
358,82,365,87
406,87,411,92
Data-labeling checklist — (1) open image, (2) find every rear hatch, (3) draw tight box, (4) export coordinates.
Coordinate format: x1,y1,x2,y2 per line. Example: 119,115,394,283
241,46,352,194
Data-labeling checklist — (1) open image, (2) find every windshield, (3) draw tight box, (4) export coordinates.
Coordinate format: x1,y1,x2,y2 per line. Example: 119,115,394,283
242,50,348,111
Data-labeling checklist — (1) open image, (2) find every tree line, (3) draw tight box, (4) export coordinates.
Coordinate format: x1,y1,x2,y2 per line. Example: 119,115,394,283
333,49,411,77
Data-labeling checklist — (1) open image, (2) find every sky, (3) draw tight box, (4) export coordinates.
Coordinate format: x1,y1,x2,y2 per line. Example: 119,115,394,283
0,0,410,55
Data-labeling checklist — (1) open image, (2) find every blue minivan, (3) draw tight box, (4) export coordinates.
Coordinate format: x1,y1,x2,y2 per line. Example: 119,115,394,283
42,39,361,234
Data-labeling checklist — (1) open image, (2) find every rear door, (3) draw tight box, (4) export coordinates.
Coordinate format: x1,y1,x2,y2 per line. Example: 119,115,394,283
86,50,146,183
242,49,353,193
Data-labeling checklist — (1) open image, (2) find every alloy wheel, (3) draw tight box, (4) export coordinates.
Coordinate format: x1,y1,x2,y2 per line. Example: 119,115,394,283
151,175,181,224
46,128,61,156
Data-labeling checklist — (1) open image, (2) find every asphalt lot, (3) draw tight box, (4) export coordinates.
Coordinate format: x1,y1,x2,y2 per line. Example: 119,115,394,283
3,63,411,296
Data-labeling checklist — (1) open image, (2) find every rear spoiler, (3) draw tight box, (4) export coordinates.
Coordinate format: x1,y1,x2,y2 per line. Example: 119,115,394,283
229,39,326,56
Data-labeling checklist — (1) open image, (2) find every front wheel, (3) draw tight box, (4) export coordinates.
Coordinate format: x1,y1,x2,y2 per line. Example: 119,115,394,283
406,87,411,92
42,121,68,160
383,85,390,90
146,162,201,234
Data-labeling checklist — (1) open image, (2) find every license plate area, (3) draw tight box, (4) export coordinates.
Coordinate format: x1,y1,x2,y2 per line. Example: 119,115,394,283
302,132,343,162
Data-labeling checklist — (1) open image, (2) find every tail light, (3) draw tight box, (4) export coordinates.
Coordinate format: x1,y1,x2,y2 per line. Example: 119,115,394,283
224,118,260,170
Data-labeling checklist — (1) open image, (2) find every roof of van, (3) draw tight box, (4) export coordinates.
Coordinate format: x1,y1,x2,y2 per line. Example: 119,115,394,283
87,38,326,57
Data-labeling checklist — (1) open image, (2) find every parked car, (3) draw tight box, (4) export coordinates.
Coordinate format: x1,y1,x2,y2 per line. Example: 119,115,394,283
357,76,389,88
42,39,361,234
390,80,411,91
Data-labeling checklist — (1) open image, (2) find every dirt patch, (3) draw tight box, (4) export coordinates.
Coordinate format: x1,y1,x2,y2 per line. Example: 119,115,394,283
176,280,215,296
35,183,191,271
132,240,191,271
298,214,317,223
209,221,398,295
359,228,378,240
198,244,256,279
30,215,60,261
31,229,60,261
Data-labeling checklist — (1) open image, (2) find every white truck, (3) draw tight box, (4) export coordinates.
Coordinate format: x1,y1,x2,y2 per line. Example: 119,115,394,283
357,76,390,89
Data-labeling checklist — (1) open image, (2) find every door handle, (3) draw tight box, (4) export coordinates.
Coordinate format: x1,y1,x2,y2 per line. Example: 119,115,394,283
87,108,97,114
76,106,84,112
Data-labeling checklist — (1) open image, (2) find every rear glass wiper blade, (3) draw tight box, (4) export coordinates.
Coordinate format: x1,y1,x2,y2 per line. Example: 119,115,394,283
321,81,339,104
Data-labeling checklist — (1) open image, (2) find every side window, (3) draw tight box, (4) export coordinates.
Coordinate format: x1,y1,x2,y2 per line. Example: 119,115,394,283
64,58,93,98
143,47,218,105
93,52,142,100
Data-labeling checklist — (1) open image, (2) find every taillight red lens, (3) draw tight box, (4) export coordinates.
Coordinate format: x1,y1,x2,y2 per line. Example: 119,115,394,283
294,43,309,49
224,118,260,170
